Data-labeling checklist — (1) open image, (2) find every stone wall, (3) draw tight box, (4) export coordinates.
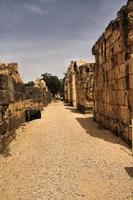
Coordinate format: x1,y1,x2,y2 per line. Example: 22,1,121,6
64,60,94,113
0,63,51,151
64,61,77,106
64,70,71,103
92,0,133,145
75,63,94,113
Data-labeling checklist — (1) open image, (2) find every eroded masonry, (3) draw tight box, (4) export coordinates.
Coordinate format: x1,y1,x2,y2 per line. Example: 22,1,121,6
0,63,51,151
64,61,95,113
92,0,133,145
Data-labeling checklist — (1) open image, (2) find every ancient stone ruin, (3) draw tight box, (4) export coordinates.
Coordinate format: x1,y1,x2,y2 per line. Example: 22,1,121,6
64,61,79,107
64,0,133,146
64,60,95,113
0,62,51,152
76,62,94,113
92,0,133,145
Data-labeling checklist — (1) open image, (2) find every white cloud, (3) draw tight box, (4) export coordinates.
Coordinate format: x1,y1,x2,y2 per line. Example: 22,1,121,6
26,4,48,15
0,37,94,82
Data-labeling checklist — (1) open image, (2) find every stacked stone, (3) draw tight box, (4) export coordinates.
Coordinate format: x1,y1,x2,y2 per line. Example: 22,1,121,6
76,63,94,113
0,74,10,150
35,79,51,107
64,60,95,113
92,0,133,145
0,63,51,152
64,71,70,103
69,61,77,107
64,61,77,106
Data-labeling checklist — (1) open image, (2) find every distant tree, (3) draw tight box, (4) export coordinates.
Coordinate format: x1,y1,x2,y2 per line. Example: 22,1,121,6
25,81,35,87
41,73,62,96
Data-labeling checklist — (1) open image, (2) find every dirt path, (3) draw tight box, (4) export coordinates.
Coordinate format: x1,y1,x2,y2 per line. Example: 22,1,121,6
0,101,133,200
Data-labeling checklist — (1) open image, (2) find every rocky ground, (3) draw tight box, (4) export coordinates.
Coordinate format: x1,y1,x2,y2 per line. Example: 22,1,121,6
0,101,133,200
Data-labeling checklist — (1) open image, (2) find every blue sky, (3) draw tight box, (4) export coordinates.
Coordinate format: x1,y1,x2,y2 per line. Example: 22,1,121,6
0,0,127,82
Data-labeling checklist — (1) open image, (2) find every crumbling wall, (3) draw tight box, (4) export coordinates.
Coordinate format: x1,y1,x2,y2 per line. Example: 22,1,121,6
64,60,94,113
0,73,11,150
75,63,94,113
0,63,51,151
64,72,70,103
92,0,133,145
64,61,77,106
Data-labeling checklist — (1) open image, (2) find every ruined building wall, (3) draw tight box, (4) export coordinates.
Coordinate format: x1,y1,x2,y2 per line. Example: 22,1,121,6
92,0,133,145
75,63,94,113
64,78,71,103
0,63,51,151
64,61,77,106
64,61,94,113
70,62,77,107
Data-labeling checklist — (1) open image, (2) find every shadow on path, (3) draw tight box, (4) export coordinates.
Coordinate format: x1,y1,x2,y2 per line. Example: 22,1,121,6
125,167,133,178
64,104,81,114
64,103,129,148
64,102,70,107
76,117,129,148
65,107,79,113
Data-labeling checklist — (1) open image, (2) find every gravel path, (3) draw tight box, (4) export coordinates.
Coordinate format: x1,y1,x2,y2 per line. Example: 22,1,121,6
0,101,133,200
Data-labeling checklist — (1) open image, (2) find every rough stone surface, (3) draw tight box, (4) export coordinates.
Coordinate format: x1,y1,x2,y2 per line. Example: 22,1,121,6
75,63,94,113
0,102,132,200
64,61,79,107
64,61,94,113
92,0,133,145
0,63,51,152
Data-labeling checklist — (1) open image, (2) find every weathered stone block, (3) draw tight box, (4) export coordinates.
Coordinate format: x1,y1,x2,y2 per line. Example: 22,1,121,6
0,121,8,136
118,78,127,90
129,75,133,89
129,58,133,75
92,0,133,145
0,90,9,105
0,75,8,90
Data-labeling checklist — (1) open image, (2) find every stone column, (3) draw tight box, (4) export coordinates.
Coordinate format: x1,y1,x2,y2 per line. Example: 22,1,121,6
67,81,71,103
64,82,67,102
71,72,77,107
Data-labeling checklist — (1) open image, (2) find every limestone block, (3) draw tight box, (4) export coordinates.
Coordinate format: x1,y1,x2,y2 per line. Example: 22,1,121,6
129,75,133,89
118,52,125,66
0,120,8,136
128,89,133,110
8,117,15,131
115,64,126,79
118,78,127,90
117,90,128,106
120,106,130,124
8,77,14,103
0,75,8,90
0,90,9,105
129,58,133,75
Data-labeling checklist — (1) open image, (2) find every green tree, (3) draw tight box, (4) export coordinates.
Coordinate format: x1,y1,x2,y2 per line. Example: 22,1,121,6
25,81,35,87
41,73,62,97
